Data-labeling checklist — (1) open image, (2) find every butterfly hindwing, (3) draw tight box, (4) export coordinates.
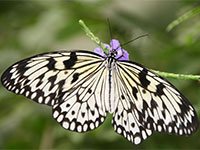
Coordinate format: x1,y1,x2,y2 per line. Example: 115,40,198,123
1,50,105,106
112,69,153,144
114,60,198,143
52,60,108,132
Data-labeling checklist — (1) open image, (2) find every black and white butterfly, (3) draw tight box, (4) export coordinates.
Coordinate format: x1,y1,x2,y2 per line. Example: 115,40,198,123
1,39,199,145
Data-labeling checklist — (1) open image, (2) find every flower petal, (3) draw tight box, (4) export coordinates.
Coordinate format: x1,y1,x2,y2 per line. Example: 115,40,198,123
110,39,120,50
94,39,129,60
94,47,107,57
117,49,129,61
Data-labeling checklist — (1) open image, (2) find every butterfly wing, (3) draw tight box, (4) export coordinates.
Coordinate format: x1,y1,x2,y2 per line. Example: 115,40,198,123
112,60,199,144
52,60,108,132
112,62,153,144
1,50,109,132
1,50,105,106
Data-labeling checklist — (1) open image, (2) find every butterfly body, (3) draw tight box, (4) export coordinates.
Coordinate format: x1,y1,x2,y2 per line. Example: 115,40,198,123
1,42,199,145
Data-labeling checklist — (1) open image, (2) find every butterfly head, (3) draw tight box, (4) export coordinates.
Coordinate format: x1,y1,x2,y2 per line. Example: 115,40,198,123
94,39,129,61
109,48,118,58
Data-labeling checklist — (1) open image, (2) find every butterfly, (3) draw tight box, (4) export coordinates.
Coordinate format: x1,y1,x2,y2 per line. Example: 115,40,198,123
1,39,199,145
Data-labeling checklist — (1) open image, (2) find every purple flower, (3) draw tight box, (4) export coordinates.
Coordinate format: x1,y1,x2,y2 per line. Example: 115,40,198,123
94,39,129,61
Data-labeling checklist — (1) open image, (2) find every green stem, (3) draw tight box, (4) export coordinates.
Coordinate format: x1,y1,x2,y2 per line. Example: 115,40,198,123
79,20,109,54
79,19,200,81
152,70,200,81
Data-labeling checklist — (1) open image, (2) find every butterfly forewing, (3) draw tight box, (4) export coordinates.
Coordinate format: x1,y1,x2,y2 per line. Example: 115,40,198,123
115,61,199,141
1,50,105,106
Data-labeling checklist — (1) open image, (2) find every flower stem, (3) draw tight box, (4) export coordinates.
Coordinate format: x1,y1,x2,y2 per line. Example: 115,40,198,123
79,19,200,81
79,20,109,54
152,70,200,81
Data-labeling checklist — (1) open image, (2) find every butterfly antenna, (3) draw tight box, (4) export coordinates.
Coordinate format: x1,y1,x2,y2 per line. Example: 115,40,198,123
120,34,149,47
107,18,113,49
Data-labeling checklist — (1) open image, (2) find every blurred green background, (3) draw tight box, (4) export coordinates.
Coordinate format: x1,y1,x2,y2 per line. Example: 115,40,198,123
0,0,200,149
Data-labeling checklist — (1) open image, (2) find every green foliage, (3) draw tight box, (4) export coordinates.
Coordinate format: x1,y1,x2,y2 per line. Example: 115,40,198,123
0,0,200,149
167,7,200,32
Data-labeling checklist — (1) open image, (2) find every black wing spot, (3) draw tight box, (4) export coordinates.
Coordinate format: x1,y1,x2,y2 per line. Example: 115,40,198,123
142,89,146,94
91,110,95,116
142,100,148,110
131,122,135,128
132,87,138,99
156,83,165,96
162,110,166,119
86,105,90,110
63,52,77,69
46,57,56,70
71,73,79,84
95,103,98,109
48,75,57,90
71,111,75,115
151,99,158,108
117,115,120,120
66,103,70,107
121,111,124,118
121,94,125,100
81,112,85,118
124,120,127,125
173,115,178,122
138,68,150,88
88,88,92,94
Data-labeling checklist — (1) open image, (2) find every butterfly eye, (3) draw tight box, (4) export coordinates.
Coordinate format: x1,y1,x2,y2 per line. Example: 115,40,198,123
115,51,118,56
112,50,118,56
